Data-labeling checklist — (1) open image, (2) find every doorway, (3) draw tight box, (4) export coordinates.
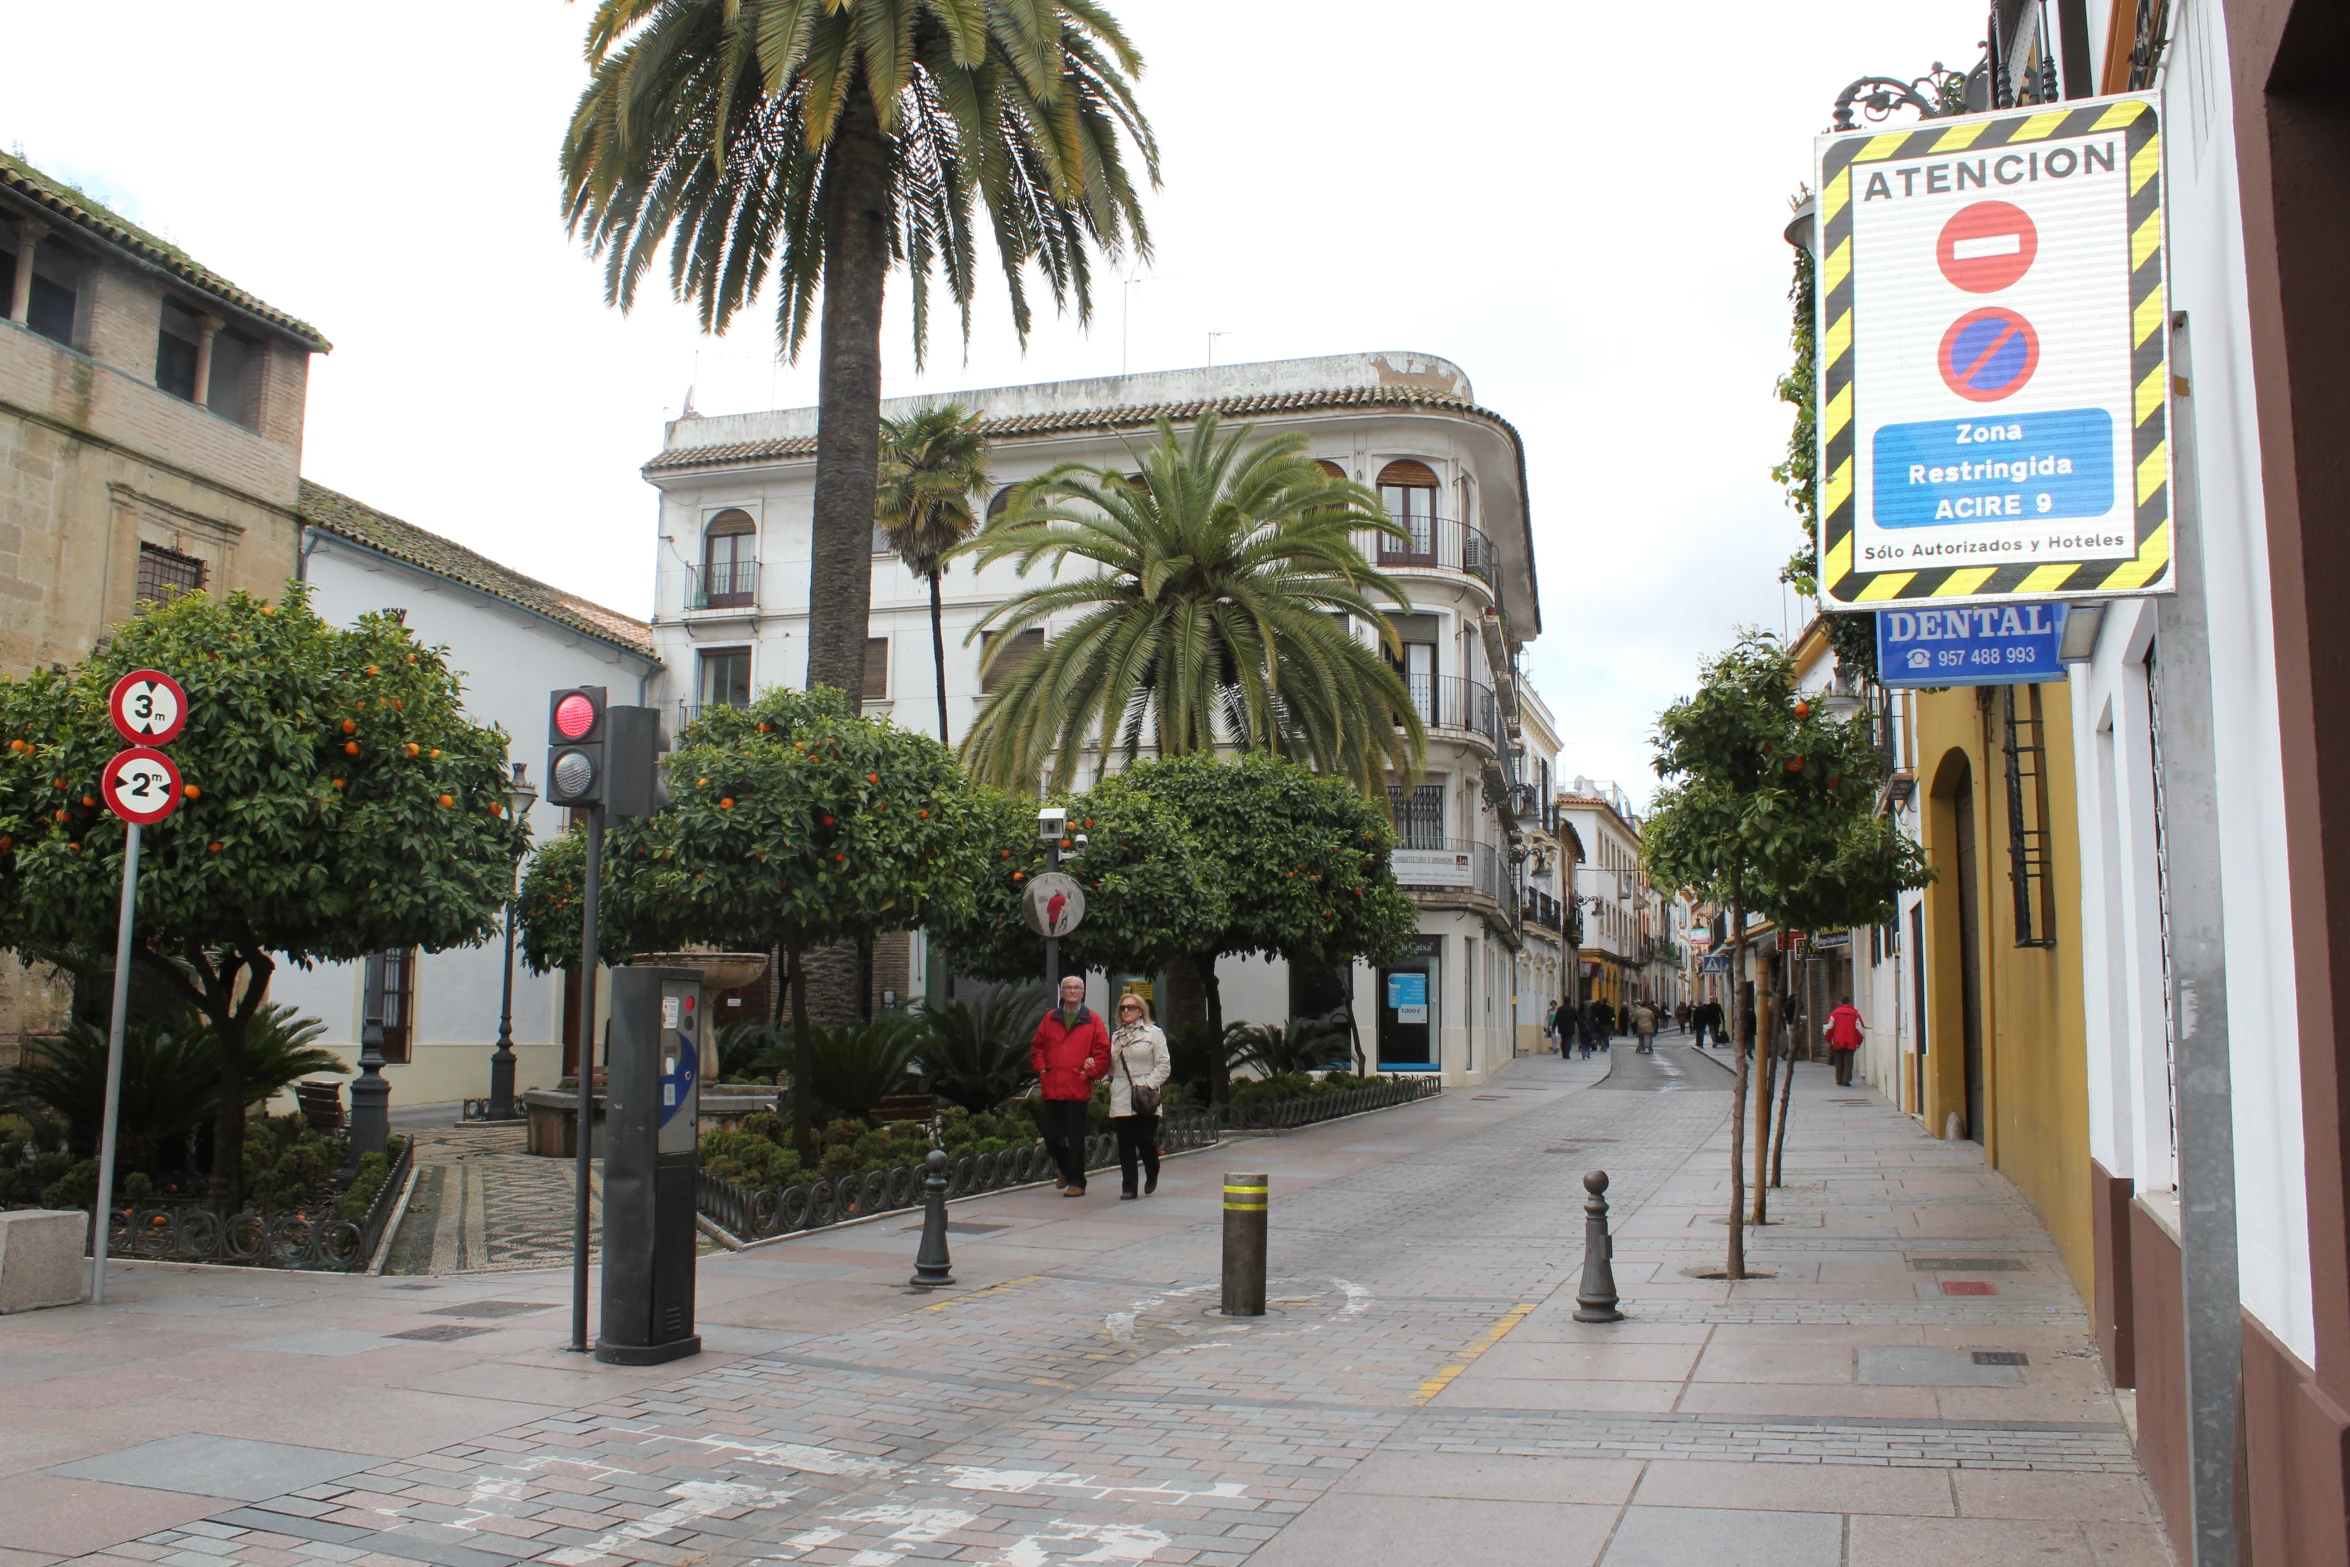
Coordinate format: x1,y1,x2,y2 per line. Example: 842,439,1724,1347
1377,936,1441,1070
1951,760,1986,1141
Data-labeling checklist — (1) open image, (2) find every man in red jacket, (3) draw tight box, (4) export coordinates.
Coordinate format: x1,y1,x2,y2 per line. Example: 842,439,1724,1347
1826,996,1865,1087
1032,974,1111,1196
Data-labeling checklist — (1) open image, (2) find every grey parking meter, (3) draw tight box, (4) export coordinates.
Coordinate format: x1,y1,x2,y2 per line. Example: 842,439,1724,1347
595,965,702,1365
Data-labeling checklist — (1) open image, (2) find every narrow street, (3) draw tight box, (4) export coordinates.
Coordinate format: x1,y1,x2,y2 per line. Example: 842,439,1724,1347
7,1053,2166,1567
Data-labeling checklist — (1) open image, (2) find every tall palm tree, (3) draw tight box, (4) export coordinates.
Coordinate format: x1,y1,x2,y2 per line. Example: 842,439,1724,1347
956,414,1429,794
876,403,990,742
560,0,1156,695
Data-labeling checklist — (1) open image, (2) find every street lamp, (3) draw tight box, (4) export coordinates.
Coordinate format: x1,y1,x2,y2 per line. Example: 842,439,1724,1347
488,761,538,1121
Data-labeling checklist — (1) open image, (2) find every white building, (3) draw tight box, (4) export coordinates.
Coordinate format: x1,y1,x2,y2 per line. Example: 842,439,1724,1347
640,352,1550,1085
1559,779,1647,1016
270,482,660,1108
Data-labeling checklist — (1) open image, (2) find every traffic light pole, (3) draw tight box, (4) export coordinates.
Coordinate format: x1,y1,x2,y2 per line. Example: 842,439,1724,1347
569,806,604,1355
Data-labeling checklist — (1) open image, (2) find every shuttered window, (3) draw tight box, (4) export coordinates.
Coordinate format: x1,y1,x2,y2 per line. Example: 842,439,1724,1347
980,628,1044,694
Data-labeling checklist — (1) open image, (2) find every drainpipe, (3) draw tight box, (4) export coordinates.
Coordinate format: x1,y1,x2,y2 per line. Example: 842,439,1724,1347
2155,314,2240,1567
295,524,322,584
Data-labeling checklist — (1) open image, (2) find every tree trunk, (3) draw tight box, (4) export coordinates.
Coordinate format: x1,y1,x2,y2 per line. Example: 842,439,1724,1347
788,937,815,1158
209,1004,248,1209
1161,952,1206,1031
929,567,950,744
803,83,892,696
1725,887,1749,1279
1770,1008,1798,1187
1200,953,1228,1106
1752,947,1779,1226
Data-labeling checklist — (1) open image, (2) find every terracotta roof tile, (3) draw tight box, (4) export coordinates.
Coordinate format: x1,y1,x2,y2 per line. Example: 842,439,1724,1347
1,153,330,351
645,385,1524,473
298,481,657,661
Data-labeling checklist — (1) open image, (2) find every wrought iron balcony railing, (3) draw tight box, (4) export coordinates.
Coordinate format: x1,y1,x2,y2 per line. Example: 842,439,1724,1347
1408,674,1502,750
1356,517,1494,585
686,558,759,611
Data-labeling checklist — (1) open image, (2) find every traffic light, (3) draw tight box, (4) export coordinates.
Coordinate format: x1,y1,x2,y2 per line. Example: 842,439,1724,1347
605,705,669,820
547,686,607,807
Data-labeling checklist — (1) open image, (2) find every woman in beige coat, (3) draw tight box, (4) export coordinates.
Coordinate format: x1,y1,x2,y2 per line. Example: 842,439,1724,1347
1108,993,1173,1199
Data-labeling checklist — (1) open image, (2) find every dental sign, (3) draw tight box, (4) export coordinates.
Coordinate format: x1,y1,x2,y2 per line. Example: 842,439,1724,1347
1814,95,2172,609
1877,602,2069,689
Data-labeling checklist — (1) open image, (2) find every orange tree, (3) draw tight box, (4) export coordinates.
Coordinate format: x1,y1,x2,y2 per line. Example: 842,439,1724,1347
928,781,1227,984
519,686,984,1155
0,588,527,1207
1109,754,1417,1103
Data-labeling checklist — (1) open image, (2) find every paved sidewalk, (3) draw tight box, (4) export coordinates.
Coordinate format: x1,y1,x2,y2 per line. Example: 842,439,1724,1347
0,1048,2171,1567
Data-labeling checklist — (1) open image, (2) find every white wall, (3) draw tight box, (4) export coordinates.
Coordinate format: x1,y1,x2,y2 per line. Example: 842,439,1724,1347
268,534,659,1109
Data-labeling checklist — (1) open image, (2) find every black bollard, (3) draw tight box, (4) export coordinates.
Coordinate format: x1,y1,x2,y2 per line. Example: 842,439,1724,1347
1574,1170,1624,1323
909,1149,955,1288
1221,1172,1268,1316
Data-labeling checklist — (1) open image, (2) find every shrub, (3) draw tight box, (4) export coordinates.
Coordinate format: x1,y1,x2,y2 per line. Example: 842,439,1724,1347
917,986,1046,1110
806,1015,927,1120
1227,1018,1353,1077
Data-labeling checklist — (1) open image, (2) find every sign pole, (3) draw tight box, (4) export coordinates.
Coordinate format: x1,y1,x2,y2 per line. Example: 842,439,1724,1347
570,806,604,1355
90,821,141,1305
1042,838,1061,993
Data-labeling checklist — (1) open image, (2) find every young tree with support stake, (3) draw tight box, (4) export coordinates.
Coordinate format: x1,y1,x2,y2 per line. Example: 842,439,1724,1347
1642,631,1928,1278
518,687,983,1158
0,589,528,1209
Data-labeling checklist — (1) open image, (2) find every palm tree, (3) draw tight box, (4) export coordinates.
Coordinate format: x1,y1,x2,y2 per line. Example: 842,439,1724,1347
956,414,1428,794
877,403,990,742
560,0,1156,695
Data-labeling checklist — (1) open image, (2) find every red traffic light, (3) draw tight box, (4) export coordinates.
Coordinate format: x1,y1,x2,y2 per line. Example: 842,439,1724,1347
555,692,598,739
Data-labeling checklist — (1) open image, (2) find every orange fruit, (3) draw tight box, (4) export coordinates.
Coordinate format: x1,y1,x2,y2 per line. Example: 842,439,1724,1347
720,798,735,810
438,794,454,808
405,742,420,757
209,842,223,852
345,741,360,756
341,719,357,734
183,785,200,800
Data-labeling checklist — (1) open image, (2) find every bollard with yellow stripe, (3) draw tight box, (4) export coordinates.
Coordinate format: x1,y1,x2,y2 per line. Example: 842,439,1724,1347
1221,1173,1268,1317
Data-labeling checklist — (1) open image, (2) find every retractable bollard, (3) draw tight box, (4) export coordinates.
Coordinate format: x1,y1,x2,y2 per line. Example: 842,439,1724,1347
909,1150,956,1288
1222,1173,1268,1317
1573,1170,1624,1323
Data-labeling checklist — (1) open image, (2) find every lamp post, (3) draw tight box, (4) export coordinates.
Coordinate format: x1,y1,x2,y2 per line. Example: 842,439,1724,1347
488,761,538,1121
349,951,391,1171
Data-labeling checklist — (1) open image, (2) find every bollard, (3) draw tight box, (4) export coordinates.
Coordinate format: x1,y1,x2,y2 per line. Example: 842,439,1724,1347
1573,1170,1624,1323
1221,1172,1268,1316
909,1150,955,1288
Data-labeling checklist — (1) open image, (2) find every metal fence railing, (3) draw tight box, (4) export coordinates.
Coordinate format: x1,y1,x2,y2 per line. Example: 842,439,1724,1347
686,558,759,610
1220,1074,1443,1131
1357,518,1494,586
73,1135,414,1274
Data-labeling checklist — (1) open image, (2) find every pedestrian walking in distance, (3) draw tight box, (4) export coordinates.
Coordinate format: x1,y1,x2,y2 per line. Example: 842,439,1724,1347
1031,975,1111,1197
1551,1004,1573,1057
1108,993,1171,1200
1578,1006,1596,1059
1592,999,1615,1051
1827,995,1866,1087
1631,999,1658,1054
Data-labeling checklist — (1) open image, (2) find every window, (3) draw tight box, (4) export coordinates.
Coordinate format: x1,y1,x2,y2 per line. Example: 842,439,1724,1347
980,627,1043,694
699,510,757,607
3,245,78,347
155,299,202,401
1376,459,1439,557
364,949,417,1065
861,636,889,703
873,518,894,555
987,484,1017,520
1388,782,1446,849
698,647,751,710
134,543,205,608
206,330,254,427
1314,459,1347,480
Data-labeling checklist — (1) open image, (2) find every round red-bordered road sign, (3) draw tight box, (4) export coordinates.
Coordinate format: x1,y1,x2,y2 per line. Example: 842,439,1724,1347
100,747,183,826
1938,306,2041,402
108,670,188,746
1937,200,2039,294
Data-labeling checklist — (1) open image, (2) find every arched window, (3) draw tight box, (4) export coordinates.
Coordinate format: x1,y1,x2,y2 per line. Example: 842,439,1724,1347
986,484,1017,520
1314,459,1348,481
1377,459,1439,559
701,510,756,608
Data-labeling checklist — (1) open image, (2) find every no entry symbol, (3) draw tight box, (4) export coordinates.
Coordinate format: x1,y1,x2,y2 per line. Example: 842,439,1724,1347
1939,307,2040,402
1937,200,2038,293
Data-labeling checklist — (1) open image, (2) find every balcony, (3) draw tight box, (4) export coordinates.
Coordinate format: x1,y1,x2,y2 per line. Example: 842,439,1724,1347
1361,516,1494,587
1409,674,1503,751
676,700,750,732
1521,888,1565,933
686,558,760,612
1390,837,1515,921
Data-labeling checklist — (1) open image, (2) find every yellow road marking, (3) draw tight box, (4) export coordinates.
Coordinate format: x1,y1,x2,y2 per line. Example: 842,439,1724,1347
1410,1302,1537,1406
923,1273,1042,1311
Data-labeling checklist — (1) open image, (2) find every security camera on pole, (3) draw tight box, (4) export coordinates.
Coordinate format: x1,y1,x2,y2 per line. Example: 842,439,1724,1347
1025,806,1087,990
89,670,189,1305
546,686,667,1354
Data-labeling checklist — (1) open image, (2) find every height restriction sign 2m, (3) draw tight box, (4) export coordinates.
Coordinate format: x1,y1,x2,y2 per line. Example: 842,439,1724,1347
1813,94,2171,608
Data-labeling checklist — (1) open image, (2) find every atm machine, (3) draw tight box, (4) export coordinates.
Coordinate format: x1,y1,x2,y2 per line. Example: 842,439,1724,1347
595,964,702,1364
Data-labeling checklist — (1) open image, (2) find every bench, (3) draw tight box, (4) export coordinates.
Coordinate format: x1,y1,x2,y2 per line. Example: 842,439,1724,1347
871,1091,937,1126
295,1080,345,1132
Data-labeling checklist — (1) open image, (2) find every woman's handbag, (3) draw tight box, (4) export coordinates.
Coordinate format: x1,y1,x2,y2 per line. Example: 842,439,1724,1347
1119,1036,1162,1116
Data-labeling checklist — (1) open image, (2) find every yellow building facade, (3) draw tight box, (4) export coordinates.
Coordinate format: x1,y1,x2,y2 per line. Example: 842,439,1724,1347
1909,679,2096,1301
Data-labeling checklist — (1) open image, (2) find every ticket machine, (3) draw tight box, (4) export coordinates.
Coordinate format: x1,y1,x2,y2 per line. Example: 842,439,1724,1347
595,964,702,1364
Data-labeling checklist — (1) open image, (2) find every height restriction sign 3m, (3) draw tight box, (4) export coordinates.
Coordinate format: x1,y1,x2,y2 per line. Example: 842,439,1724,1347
1813,94,2171,609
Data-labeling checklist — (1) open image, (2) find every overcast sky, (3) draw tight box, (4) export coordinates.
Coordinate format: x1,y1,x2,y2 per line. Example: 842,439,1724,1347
6,0,1984,804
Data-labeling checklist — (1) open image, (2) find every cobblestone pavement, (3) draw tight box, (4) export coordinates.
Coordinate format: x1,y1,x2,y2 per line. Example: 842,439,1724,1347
389,1125,601,1275
14,1048,2174,1567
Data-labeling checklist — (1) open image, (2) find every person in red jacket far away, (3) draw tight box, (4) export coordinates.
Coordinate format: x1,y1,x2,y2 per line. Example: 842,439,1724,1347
1032,974,1112,1196
1827,996,1865,1087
